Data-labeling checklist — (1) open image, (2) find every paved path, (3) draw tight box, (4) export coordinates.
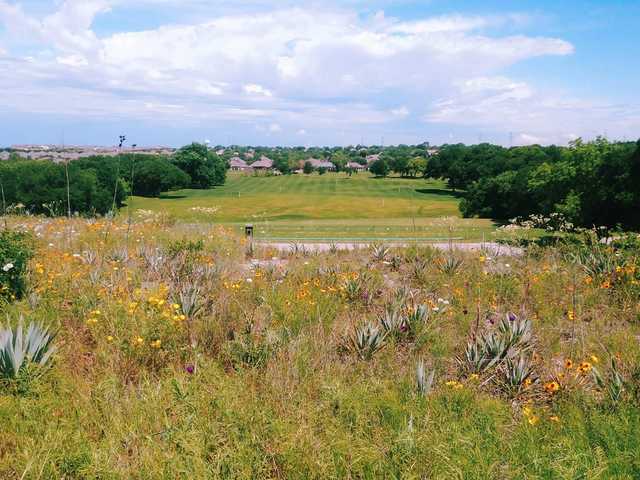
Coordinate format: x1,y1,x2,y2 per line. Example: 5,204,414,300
254,241,522,255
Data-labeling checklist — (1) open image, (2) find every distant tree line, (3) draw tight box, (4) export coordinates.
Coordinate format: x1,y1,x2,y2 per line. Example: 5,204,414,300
427,138,640,229
0,143,227,216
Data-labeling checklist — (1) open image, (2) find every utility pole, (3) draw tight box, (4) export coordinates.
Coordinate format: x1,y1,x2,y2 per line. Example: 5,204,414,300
62,129,71,218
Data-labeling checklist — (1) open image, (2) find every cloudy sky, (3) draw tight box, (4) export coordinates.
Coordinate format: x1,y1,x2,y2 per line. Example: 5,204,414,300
0,0,638,147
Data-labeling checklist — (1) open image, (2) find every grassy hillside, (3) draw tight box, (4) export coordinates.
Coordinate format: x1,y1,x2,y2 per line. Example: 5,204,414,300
1,217,639,478
132,173,496,241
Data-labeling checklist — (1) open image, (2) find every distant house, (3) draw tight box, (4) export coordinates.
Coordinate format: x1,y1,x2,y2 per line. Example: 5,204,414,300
426,148,440,156
0,152,9,161
251,155,275,170
365,154,380,165
306,158,336,171
229,156,253,172
346,161,366,171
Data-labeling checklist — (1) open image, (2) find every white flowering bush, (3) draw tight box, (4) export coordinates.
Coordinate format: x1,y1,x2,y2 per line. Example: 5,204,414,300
0,230,33,301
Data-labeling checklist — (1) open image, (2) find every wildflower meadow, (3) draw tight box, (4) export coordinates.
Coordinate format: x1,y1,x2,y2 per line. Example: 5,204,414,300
0,216,639,479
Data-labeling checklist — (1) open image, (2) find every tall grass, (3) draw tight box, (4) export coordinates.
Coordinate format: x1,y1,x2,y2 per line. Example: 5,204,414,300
0,216,638,478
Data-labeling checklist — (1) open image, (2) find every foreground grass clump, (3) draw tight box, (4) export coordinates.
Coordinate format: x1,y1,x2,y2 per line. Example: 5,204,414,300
0,217,639,478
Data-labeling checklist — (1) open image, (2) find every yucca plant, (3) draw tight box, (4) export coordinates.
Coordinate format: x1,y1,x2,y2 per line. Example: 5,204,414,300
416,359,435,396
350,323,386,360
0,320,56,386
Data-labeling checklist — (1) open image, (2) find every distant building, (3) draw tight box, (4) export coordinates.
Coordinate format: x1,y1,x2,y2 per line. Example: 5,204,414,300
8,144,176,163
229,156,253,172
346,161,366,171
0,152,9,161
365,154,380,165
306,158,336,171
426,148,440,156
251,155,275,170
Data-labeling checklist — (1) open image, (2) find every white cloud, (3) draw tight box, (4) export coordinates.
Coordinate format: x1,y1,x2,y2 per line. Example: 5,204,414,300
390,106,409,118
243,83,273,97
517,133,544,145
0,1,635,145
297,129,307,135
425,75,639,144
56,54,89,67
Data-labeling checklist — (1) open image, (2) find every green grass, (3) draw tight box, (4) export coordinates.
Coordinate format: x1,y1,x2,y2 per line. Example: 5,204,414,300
132,172,496,241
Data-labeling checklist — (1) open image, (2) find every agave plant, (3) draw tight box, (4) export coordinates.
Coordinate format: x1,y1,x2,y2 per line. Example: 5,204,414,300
460,313,533,375
416,359,436,396
0,320,57,381
592,358,625,403
567,247,617,279
406,304,429,326
175,282,205,319
342,278,364,303
350,323,386,360
370,243,390,263
438,253,464,275
499,355,535,396
497,314,532,349
378,304,406,334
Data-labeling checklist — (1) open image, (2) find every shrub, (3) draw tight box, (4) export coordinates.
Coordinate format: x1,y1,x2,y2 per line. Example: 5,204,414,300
0,229,33,301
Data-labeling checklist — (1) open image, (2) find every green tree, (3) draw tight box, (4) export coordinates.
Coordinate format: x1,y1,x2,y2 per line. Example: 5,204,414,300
126,156,191,197
172,143,227,188
369,158,390,177
407,157,427,177
303,161,314,174
331,151,348,172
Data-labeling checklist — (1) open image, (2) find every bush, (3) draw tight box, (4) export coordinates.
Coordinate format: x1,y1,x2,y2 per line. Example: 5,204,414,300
0,230,33,301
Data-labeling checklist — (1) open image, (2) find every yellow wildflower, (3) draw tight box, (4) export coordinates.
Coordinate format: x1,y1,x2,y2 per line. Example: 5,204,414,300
545,381,560,393
578,361,592,374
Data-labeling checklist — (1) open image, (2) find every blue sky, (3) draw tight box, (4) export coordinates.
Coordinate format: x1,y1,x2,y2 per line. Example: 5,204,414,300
0,0,638,147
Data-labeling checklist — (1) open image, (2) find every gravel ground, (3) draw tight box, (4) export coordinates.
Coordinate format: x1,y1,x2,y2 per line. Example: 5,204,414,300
254,241,522,256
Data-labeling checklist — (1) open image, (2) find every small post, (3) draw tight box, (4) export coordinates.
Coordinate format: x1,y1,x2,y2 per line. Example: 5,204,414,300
245,224,254,258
